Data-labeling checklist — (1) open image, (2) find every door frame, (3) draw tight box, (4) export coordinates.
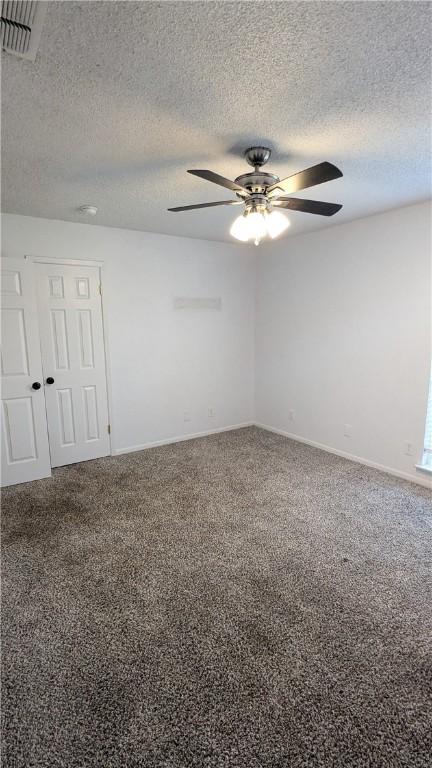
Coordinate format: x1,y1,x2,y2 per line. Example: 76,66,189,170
26,255,115,457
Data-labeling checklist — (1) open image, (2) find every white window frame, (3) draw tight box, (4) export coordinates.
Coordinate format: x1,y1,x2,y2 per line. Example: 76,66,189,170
417,373,432,474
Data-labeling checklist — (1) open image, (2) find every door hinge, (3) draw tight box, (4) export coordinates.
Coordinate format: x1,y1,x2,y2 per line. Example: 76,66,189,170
107,424,111,434
99,283,102,295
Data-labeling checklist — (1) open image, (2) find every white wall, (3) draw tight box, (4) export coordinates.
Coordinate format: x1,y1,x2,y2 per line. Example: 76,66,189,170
1,214,255,453
2,204,430,486
255,201,431,484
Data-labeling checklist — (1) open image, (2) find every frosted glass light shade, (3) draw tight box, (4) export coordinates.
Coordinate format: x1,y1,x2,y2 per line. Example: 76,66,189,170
246,211,268,244
230,208,290,244
266,210,290,238
230,214,250,241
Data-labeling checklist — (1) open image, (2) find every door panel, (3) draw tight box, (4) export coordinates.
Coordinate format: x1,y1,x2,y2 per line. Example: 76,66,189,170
51,309,70,370
1,257,51,486
2,269,23,295
78,310,94,368
36,263,110,467
3,397,37,462
57,388,76,446
1,308,30,375
82,386,99,440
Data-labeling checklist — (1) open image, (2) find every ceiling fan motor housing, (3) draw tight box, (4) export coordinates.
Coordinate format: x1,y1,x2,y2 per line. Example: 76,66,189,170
236,147,280,200
235,171,280,196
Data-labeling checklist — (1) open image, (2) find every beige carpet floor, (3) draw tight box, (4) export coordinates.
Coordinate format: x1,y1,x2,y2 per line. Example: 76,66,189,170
2,426,432,767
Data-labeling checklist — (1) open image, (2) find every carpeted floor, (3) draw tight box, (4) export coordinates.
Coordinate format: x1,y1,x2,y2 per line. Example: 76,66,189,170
2,426,431,767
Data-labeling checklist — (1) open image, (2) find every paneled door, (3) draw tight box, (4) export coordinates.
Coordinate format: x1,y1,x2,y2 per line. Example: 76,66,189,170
1,257,51,486
36,263,110,468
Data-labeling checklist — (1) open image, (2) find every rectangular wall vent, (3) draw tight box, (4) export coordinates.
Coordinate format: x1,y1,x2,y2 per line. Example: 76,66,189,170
1,1,47,61
173,297,222,310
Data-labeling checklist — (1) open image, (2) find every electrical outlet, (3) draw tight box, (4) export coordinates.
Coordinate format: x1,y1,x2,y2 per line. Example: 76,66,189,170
288,410,295,422
208,407,216,418
405,441,413,456
344,424,352,438
183,411,191,423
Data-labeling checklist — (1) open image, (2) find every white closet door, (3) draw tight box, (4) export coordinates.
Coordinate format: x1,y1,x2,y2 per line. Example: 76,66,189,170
36,263,110,468
1,257,51,486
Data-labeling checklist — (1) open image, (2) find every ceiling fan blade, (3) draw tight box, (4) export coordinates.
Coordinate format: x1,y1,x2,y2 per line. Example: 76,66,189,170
188,169,250,197
168,200,243,212
272,198,343,216
267,162,343,198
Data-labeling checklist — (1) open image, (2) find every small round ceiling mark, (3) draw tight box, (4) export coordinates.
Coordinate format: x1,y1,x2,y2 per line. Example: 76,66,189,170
78,204,98,216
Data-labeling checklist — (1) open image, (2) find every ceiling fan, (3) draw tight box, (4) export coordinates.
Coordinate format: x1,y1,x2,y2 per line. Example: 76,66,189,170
168,146,343,245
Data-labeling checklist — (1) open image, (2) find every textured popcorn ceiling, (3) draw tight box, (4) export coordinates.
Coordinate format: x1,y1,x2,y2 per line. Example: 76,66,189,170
1,1,431,242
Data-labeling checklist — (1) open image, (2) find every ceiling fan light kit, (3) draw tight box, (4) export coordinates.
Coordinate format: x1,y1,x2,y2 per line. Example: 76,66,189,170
168,146,343,246
230,208,290,246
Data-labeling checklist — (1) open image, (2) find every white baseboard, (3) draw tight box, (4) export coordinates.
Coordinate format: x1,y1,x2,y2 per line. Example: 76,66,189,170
113,420,431,489
113,422,254,456
255,422,432,489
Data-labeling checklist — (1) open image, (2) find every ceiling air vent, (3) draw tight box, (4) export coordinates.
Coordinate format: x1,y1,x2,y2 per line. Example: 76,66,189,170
1,0,47,61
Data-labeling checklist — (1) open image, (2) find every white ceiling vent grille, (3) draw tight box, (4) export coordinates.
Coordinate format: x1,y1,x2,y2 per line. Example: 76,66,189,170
1,1,47,60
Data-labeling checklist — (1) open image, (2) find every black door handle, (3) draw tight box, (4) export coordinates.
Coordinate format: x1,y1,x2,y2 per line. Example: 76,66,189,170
46,377,55,385
32,382,41,390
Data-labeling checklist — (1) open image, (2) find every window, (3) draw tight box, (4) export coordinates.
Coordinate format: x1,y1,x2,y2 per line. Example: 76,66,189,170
422,375,432,469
